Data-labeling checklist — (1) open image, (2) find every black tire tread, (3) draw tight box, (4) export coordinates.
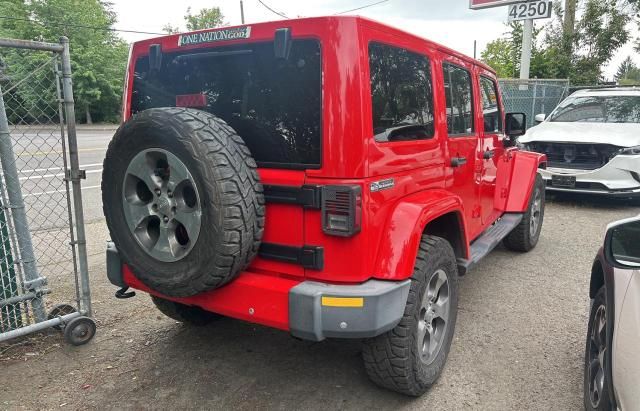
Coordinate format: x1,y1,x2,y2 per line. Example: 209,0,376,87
362,235,459,396
102,108,265,297
503,173,545,252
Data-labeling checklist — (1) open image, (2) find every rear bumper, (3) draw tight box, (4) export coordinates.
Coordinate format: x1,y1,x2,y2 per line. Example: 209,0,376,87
106,243,410,341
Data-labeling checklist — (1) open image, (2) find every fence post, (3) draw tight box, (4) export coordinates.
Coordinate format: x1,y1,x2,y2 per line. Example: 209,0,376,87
0,82,47,323
59,37,91,316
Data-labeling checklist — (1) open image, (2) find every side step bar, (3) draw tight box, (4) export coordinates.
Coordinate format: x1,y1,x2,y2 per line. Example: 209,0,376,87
457,213,523,275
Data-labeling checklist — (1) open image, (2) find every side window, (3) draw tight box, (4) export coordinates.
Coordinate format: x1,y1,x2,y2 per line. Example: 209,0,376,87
480,76,503,133
443,63,474,135
369,42,435,142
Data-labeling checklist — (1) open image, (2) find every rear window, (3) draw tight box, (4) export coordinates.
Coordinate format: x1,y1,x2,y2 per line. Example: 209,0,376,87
549,95,640,123
131,40,322,168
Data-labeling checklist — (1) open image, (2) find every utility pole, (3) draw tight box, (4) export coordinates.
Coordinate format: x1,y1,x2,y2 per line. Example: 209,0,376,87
519,18,533,80
563,0,576,39
240,0,245,24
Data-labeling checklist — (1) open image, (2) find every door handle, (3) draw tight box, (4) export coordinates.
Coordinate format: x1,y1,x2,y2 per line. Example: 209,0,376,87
451,156,467,167
483,149,495,160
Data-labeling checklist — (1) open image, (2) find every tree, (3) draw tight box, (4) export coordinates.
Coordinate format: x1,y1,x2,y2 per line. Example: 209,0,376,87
481,38,517,78
184,7,225,31
615,56,640,84
162,24,180,35
163,7,226,34
0,0,129,123
482,0,633,84
481,22,551,79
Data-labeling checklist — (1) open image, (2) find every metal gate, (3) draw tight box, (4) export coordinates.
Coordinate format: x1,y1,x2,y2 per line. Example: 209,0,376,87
0,37,94,345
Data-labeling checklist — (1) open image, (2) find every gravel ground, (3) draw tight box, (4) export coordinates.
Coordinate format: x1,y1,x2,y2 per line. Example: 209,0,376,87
1,194,638,410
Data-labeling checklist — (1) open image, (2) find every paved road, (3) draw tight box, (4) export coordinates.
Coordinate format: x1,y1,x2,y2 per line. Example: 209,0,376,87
8,126,113,228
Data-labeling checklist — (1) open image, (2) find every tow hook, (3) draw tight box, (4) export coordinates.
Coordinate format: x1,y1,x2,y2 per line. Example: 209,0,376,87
115,287,136,299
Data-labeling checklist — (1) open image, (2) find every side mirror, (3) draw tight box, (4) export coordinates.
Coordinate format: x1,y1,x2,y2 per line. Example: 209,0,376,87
534,113,546,123
505,112,527,138
605,218,640,269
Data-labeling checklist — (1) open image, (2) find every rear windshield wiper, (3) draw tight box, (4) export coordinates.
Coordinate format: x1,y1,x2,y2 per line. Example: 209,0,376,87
174,49,253,63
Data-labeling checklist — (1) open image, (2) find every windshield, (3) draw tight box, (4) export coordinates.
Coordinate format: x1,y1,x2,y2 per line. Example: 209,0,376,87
549,95,640,123
131,40,322,168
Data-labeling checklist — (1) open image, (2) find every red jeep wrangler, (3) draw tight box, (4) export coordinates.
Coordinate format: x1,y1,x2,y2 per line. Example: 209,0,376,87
103,16,546,396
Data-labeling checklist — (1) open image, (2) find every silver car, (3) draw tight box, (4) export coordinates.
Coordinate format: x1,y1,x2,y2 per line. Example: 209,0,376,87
585,216,640,410
519,88,640,200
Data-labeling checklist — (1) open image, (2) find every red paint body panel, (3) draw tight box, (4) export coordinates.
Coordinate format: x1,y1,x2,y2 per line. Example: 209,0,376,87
505,151,547,212
123,265,296,331
372,190,467,281
119,16,542,331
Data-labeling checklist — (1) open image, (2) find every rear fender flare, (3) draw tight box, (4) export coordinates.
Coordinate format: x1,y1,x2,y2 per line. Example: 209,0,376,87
373,189,468,281
505,150,546,212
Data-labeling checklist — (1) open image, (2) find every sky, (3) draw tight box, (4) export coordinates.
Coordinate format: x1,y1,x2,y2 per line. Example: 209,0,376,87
109,0,638,80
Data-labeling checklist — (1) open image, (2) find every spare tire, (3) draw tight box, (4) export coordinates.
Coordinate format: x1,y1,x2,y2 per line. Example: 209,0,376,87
102,108,265,297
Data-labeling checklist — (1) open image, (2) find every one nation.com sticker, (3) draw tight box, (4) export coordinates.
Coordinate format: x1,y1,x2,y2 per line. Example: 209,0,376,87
178,26,252,47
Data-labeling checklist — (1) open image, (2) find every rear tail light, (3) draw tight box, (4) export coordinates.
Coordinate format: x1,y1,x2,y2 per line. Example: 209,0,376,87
322,185,362,237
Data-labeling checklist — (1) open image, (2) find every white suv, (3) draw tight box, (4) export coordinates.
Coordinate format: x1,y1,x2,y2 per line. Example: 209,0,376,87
519,88,640,200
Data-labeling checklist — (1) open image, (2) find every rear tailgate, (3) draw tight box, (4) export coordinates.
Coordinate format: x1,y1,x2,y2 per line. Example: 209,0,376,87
249,169,306,277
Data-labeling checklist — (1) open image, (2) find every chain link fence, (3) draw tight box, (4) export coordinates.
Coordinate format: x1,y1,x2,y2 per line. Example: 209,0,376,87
0,38,93,345
499,79,571,128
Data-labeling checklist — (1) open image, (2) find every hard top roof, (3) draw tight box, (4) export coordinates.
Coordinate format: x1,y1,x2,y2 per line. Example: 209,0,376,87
133,15,495,74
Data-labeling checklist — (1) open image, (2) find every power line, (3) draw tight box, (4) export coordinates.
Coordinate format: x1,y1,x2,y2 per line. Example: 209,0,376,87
257,0,289,19
336,0,390,15
0,15,164,36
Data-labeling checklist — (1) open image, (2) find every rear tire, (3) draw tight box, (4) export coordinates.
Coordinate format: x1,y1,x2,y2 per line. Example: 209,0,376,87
151,296,221,326
362,235,459,396
504,173,545,252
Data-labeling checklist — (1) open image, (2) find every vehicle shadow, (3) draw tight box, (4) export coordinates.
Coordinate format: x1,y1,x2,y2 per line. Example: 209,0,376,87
547,191,640,211
111,318,425,409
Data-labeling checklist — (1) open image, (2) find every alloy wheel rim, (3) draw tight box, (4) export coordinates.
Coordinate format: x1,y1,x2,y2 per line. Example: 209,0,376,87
588,304,607,408
122,148,202,262
417,269,450,365
529,186,542,237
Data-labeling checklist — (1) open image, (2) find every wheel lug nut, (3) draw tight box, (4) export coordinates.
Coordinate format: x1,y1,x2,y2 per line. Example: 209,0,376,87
155,188,161,195
171,206,176,213
152,204,158,211
167,190,173,198
163,216,169,223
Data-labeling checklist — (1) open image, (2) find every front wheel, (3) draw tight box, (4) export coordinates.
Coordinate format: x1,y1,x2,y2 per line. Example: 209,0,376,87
504,173,545,252
362,235,459,396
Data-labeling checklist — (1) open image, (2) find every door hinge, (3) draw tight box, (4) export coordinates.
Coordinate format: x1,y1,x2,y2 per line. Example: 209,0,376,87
65,169,86,181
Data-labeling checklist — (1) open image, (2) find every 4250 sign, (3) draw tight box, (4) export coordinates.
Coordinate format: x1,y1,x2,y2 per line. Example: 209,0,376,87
507,1,553,21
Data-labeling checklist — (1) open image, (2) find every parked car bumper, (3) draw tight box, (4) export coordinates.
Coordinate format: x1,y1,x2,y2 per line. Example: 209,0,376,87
106,243,410,341
540,154,640,196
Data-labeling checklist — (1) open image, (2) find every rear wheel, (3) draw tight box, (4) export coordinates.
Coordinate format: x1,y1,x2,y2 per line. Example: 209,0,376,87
362,235,459,396
504,173,545,252
151,296,221,326
584,286,612,411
